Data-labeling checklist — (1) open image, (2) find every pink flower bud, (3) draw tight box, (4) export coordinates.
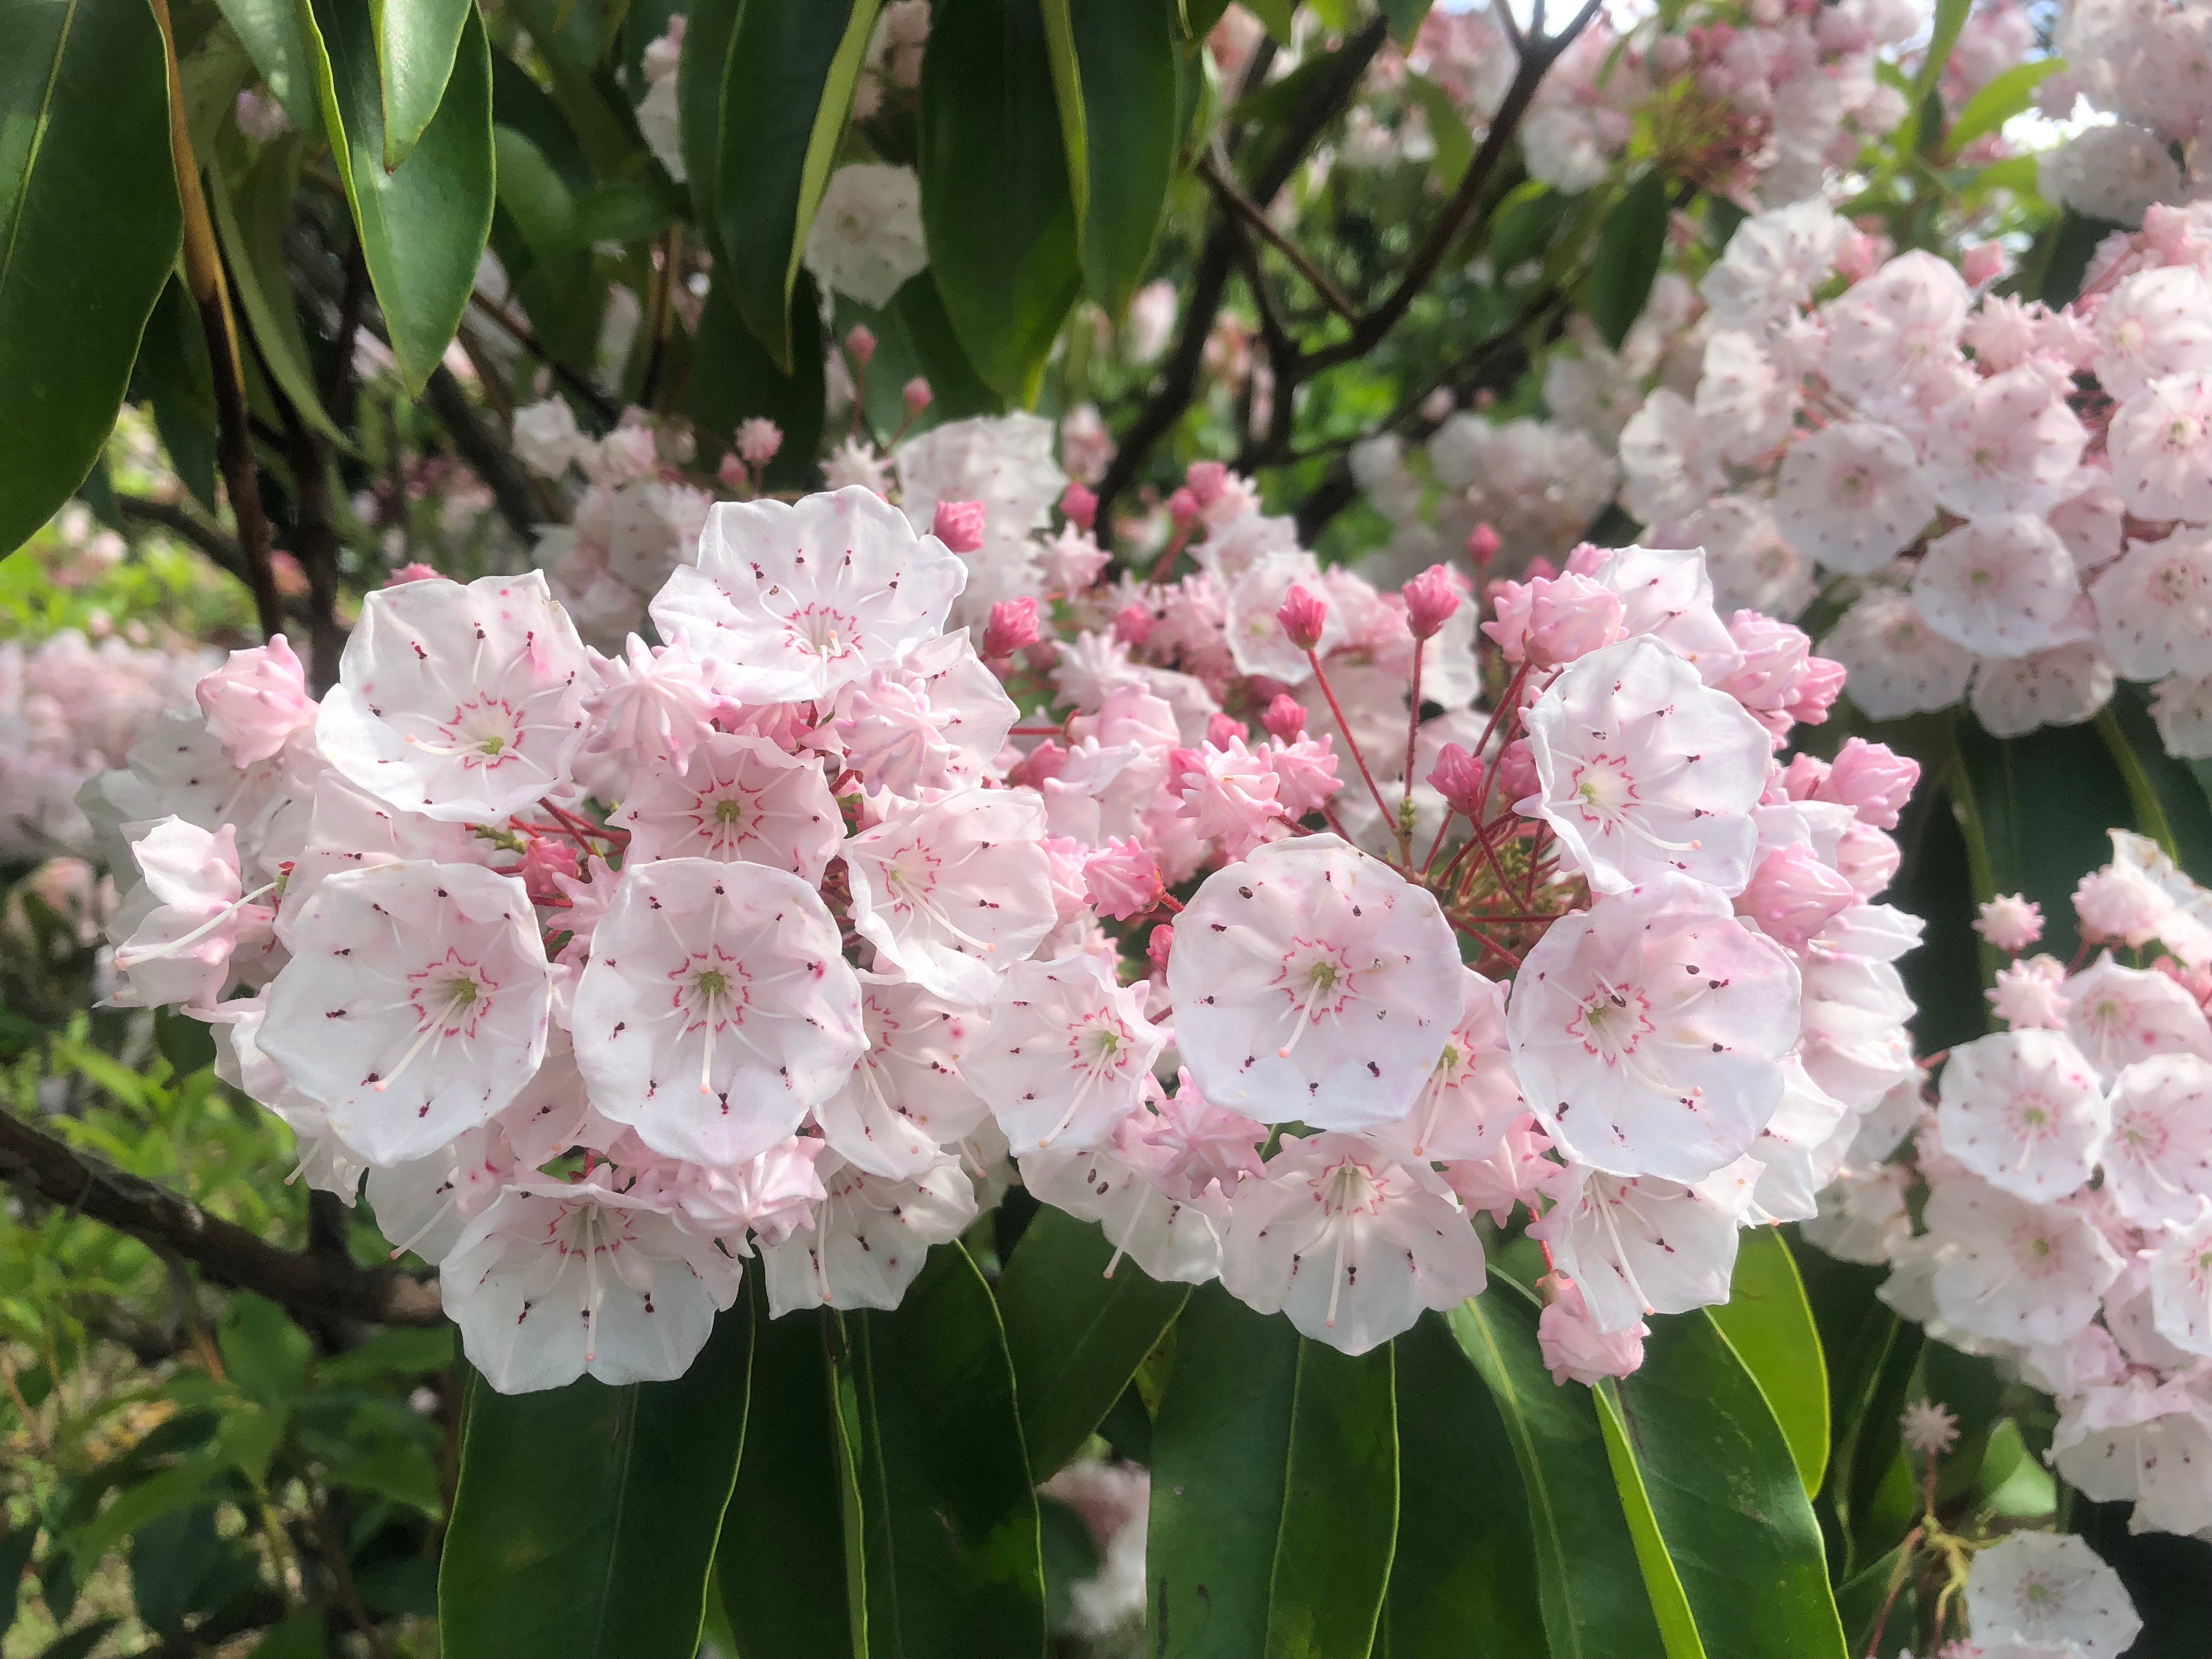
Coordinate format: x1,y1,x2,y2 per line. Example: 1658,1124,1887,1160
518,833,582,909
1426,742,1488,817
1961,241,2009,287
1185,460,1229,506
932,499,987,553
1776,753,1829,801
1563,542,1605,576
195,634,315,765
1401,564,1463,640
1060,482,1099,532
1735,844,1857,952
716,453,750,492
1486,573,1623,667
1537,1274,1646,1386
1466,522,1501,566
1084,838,1163,921
1261,693,1307,742
1276,584,1328,652
1973,894,2044,954
844,324,877,366
1163,746,1205,795
1008,738,1069,789
1206,712,1250,748
902,376,934,414
736,416,783,465
1814,737,1919,830
1147,923,1175,978
383,562,442,586
1267,735,1342,817
1989,953,2069,1029
2075,867,2172,946
983,597,1040,658
1786,656,1847,727
1112,602,1155,646
1166,487,1200,528
1496,738,1539,808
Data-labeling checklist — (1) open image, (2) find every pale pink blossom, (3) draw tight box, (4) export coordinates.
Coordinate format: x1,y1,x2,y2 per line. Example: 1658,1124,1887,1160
1528,1158,1761,1334
1820,590,1976,719
1538,1273,1647,1385
1913,515,2090,661
107,820,273,1012
613,733,841,880
2102,1055,2212,1226
2064,952,2212,1079
195,635,316,766
1989,953,2070,1030
1934,1029,2110,1203
813,972,986,1178
759,1153,976,1314
1922,1174,2124,1346
965,953,1167,1154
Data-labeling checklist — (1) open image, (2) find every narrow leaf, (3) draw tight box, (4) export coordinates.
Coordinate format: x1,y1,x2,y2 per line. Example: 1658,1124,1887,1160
1448,1288,1666,1659
374,0,473,169
1039,0,1090,232
301,0,495,396
845,1244,1046,1658
1604,1311,1850,1659
1066,0,1181,316
712,0,880,370
216,0,322,131
207,139,351,450
438,1299,753,1659
1707,1228,1829,1497
1384,1314,1547,1655
1147,1285,1397,1659
0,0,182,555
919,0,1083,403
685,274,827,490
1586,170,1669,349
719,1303,861,1659
996,1205,1190,1481
676,0,738,254
1381,0,1434,45
1945,58,2059,155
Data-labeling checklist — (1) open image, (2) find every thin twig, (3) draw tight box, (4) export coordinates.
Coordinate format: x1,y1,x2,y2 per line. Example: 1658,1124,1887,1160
1195,148,1359,324
0,1108,444,1328
466,289,620,424
424,366,555,543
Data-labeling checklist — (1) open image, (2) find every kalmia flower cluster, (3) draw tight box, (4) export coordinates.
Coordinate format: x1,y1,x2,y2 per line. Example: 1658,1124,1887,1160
1586,192,2212,759
1808,836,2212,1537
86,404,1924,1392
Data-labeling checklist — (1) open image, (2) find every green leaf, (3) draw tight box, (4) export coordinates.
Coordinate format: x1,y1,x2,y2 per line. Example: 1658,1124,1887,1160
1449,1291,1665,1659
1244,0,1296,42
997,1205,1190,1480
1955,713,2140,963
1909,0,1974,125
248,1611,327,1659
1488,180,1569,275
0,0,183,556
207,138,351,451
316,1325,456,1387
712,0,881,371
1600,1311,1850,1659
491,49,593,195
1401,72,1474,189
1039,0,1089,233
1707,1228,1829,1497
67,1458,226,1572
1381,0,1434,46
301,0,495,396
374,0,472,170
845,1244,1047,1658
1063,0,1180,317
1147,1285,1398,1659
129,279,219,511
493,126,582,265
2100,686,2212,881
675,0,737,253
919,0,1084,404
718,1304,861,1659
438,1297,754,1659
0,1526,38,1640
218,1295,311,1409
1586,170,1669,349
1945,58,2059,155
216,0,321,131
685,274,826,490
1383,1314,1545,1655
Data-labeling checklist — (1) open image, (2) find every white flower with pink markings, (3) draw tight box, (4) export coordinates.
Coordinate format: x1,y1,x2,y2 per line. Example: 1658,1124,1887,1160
613,731,842,879
812,970,986,1177
965,953,1167,1154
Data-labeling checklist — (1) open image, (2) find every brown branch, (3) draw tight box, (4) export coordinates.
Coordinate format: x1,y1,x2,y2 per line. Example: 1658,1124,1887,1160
424,365,556,544
255,343,350,692
466,289,620,424
114,492,246,579
1094,16,1392,530
0,1107,444,1329
1195,148,1359,324
149,0,283,641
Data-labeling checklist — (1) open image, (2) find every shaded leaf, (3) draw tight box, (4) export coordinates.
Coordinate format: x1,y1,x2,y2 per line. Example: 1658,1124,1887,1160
996,1205,1190,1481
684,274,826,490
439,1297,753,1659
207,138,350,450
1707,1228,1829,1497
1064,0,1181,315
1586,171,1669,349
375,0,474,168
0,0,182,555
215,0,321,131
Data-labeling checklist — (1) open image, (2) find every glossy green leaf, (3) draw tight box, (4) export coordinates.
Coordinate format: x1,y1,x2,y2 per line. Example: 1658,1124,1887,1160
719,1304,861,1659
128,279,219,512
1707,1228,1829,1497
207,139,350,450
375,0,473,168
301,0,495,396
997,1205,1190,1480
675,0,737,253
216,0,321,130
1955,713,2139,963
1945,58,2059,155
1148,1285,1398,1659
1587,170,1669,349
490,49,593,194
439,1297,754,1659
1039,0,1089,230
1602,1311,1850,1659
493,126,582,264
845,1244,1046,1659
1448,1290,1665,1659
920,0,1084,403
0,0,183,556
1064,0,1181,316
712,0,880,371
685,274,826,490
1382,1313,1545,1656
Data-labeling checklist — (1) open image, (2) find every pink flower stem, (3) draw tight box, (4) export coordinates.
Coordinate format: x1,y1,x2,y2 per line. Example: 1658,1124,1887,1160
1147,521,1198,583
1009,725,1067,737
1401,636,1425,818
1306,650,1395,835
